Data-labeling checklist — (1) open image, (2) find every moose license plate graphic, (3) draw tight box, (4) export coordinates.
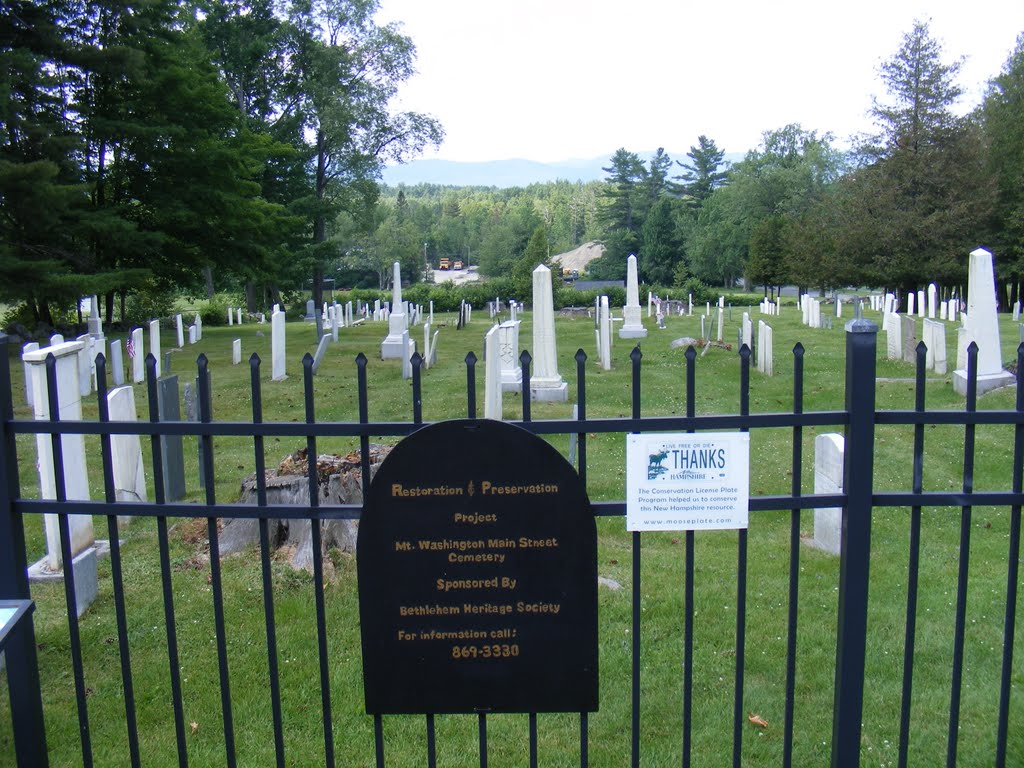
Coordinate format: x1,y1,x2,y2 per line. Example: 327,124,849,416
626,433,750,531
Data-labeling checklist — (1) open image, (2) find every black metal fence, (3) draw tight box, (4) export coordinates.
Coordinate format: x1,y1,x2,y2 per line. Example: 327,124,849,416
1,322,1022,768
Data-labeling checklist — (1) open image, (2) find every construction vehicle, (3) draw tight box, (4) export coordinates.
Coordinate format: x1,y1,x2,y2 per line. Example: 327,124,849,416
438,257,450,270
453,260,463,270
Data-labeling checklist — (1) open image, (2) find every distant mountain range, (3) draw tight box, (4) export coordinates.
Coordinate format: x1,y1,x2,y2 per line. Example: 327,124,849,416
380,151,747,188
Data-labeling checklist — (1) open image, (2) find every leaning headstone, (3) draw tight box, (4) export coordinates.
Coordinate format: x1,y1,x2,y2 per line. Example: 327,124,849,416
811,433,844,556
619,254,647,339
484,324,502,420
149,319,162,378
175,314,184,348
21,342,39,406
529,264,568,401
953,248,1014,395
429,330,439,367
271,307,287,381
157,375,186,502
108,385,147,525
497,320,523,392
131,327,145,383
232,339,242,365
312,334,331,375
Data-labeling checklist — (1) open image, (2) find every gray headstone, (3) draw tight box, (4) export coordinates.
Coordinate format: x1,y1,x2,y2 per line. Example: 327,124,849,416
157,376,186,502
312,334,331,375
901,316,917,365
305,299,316,320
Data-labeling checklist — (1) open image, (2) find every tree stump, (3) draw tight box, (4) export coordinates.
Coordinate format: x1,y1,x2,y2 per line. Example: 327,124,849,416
222,445,390,571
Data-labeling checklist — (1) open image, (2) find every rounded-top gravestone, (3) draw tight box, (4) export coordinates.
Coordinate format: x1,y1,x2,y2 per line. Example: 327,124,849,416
357,419,597,715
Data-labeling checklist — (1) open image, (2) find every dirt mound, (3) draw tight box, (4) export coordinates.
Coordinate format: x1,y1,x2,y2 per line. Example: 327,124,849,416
551,241,605,274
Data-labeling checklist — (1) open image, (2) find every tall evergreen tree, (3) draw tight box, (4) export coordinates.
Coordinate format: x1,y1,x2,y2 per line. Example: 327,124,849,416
286,0,443,307
981,33,1024,307
838,20,994,295
593,148,647,278
639,197,680,285
676,135,728,206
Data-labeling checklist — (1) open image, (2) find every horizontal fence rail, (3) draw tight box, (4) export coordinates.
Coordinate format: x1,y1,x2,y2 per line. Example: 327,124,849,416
1,330,1022,768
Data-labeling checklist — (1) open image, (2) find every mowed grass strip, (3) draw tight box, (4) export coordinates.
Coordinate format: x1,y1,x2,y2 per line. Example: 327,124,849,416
2,303,1022,766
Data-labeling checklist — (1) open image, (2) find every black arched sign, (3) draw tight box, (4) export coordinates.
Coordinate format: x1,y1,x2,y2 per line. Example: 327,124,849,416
357,419,597,714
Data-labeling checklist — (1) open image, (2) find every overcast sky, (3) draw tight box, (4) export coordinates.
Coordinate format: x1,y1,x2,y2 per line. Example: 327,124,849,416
373,0,1024,164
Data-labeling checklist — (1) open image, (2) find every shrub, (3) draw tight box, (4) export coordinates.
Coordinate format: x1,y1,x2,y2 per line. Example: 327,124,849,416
123,286,177,328
198,296,231,326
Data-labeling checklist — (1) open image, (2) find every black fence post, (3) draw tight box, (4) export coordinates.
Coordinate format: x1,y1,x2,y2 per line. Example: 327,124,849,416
0,334,49,766
831,318,878,768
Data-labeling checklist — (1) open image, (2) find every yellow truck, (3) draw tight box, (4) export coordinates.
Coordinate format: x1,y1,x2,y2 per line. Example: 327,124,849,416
438,257,450,270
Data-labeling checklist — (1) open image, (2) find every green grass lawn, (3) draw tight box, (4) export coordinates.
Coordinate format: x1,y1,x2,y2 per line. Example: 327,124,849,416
2,302,1023,767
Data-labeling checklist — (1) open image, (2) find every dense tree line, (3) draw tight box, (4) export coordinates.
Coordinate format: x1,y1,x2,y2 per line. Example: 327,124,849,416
577,22,1023,307
1,0,440,325
4,14,1023,326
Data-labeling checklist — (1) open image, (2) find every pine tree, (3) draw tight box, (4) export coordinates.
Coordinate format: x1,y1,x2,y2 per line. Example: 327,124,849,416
839,20,994,294
676,136,728,206
981,33,1024,306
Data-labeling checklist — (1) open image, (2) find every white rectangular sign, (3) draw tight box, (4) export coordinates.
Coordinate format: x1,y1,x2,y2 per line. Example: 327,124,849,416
626,433,750,531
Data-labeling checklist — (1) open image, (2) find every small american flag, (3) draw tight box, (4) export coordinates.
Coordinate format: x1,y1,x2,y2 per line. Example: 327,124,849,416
126,337,136,358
